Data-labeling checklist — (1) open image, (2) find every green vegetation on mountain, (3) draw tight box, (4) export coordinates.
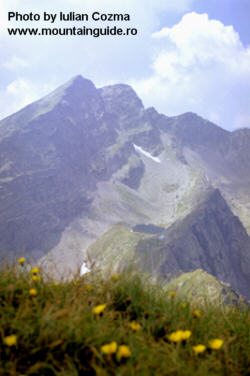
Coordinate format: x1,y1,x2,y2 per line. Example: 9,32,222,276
164,269,246,305
85,224,145,276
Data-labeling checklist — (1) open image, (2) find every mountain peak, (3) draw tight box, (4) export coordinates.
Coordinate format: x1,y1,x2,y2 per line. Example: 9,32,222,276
1,75,250,299
70,74,85,82
100,83,142,102
64,75,96,91
0,75,100,140
99,83,144,118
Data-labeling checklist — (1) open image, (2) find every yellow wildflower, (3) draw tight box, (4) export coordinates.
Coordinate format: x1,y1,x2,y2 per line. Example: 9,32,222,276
168,330,191,342
168,291,176,298
30,266,40,275
18,257,25,265
92,304,106,315
193,310,201,318
32,275,41,282
111,274,119,281
4,334,17,346
168,330,183,343
180,303,187,308
193,344,206,355
101,341,117,355
117,345,131,360
53,282,59,286
129,321,141,332
181,330,192,340
29,288,37,296
209,338,224,350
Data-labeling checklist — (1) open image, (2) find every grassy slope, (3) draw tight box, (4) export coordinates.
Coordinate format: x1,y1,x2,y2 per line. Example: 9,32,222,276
0,263,249,376
164,269,245,305
86,224,147,275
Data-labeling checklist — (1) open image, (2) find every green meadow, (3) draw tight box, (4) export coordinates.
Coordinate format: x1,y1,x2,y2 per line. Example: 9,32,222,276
0,261,249,375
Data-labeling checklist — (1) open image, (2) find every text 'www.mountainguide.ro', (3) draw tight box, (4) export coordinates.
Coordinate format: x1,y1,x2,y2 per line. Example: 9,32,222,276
7,11,139,37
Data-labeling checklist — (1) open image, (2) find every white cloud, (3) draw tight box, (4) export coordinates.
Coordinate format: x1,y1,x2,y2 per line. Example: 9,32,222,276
0,78,52,119
1,0,195,119
3,56,29,70
0,3,249,131
131,12,250,130
7,78,33,97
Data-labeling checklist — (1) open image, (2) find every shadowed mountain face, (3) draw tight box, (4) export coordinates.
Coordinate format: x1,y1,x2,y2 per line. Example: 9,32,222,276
0,76,166,262
0,75,249,297
136,189,250,299
0,77,119,259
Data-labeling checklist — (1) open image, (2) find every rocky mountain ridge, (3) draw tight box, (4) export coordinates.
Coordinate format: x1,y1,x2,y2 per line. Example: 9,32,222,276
135,189,250,298
0,75,249,298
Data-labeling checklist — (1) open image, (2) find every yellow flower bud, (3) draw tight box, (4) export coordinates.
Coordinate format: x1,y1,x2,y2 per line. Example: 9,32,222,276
29,288,38,296
129,321,141,332
168,330,183,343
117,345,131,360
193,310,201,318
181,330,192,340
92,304,106,315
101,341,117,355
30,266,40,275
168,291,176,298
18,257,25,265
4,335,17,346
110,274,119,281
209,338,224,350
32,275,41,282
193,344,206,355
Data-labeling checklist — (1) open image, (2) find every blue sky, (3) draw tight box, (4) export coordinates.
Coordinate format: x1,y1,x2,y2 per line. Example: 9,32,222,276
0,0,249,130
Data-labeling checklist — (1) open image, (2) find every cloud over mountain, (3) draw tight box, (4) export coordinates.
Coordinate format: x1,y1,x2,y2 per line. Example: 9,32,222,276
131,12,250,130
1,2,249,130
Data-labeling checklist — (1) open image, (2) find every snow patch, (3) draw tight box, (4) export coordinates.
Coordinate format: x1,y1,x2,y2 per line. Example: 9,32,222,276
80,261,90,276
133,144,161,163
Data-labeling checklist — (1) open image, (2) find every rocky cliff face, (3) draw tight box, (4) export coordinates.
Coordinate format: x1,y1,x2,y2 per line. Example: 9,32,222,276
135,189,250,299
0,75,203,266
0,75,249,298
0,76,118,259
167,113,250,234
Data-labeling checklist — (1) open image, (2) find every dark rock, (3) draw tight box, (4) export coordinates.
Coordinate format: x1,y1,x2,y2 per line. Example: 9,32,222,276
136,189,250,299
